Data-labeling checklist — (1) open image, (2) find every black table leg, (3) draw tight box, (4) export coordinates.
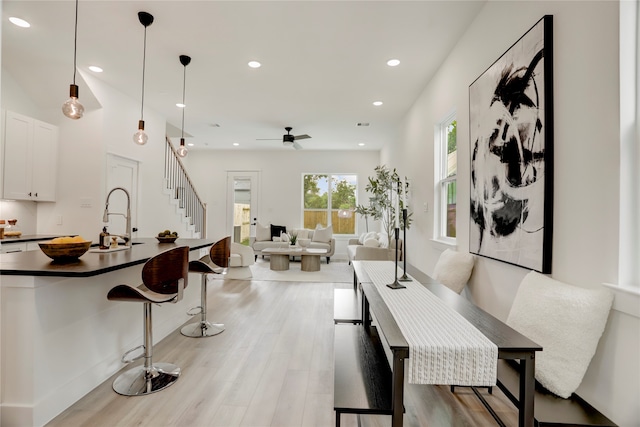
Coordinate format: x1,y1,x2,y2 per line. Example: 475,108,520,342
363,294,371,331
518,353,536,427
391,352,405,427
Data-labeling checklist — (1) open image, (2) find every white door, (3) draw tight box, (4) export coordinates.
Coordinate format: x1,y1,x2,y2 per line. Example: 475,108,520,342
106,154,139,239
226,171,259,245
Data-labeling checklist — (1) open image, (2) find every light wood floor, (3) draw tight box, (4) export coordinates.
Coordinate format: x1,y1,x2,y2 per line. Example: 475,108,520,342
47,273,519,427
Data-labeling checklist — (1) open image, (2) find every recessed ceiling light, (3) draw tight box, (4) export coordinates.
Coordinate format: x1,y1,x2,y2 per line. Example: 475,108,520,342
9,17,30,28
387,59,400,67
358,143,366,146
248,61,261,68
233,142,240,146
176,103,186,108
373,101,383,106
88,65,103,73
187,143,194,147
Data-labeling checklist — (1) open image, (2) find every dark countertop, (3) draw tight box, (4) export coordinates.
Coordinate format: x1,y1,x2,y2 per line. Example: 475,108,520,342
0,234,65,244
0,238,213,278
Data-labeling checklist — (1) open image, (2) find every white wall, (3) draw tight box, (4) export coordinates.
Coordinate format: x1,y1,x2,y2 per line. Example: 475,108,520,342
384,1,637,425
1,67,187,241
184,149,381,259
1,70,52,236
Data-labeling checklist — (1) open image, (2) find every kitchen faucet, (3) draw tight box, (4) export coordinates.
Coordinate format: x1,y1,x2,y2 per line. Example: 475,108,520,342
103,187,132,247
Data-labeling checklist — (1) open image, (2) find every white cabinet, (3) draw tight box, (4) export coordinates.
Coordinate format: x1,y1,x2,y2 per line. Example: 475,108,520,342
2,111,58,201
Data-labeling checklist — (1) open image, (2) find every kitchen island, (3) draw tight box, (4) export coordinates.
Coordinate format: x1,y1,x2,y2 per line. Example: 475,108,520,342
0,238,214,427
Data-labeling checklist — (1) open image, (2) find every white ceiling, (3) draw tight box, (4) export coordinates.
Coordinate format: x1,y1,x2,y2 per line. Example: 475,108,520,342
2,1,485,151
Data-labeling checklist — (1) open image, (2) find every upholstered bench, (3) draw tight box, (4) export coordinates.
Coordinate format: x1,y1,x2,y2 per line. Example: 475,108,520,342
463,271,617,426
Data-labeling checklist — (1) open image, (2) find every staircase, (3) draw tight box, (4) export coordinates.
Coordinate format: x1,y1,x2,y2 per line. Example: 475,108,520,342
164,137,206,238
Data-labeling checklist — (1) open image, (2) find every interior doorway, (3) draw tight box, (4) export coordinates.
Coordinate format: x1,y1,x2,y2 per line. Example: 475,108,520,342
226,171,259,245
106,154,139,238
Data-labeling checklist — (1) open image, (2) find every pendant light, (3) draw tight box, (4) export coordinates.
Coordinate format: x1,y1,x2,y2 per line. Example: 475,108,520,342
133,11,154,145
176,55,191,158
61,0,84,119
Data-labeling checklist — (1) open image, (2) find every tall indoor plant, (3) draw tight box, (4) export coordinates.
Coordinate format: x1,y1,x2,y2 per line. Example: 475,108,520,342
355,165,412,246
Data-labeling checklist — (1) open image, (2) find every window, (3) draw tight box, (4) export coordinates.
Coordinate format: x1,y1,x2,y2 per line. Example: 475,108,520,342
434,113,457,243
303,174,357,234
618,0,639,291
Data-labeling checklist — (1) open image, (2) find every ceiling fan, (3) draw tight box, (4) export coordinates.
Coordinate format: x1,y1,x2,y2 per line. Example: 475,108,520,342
257,126,311,149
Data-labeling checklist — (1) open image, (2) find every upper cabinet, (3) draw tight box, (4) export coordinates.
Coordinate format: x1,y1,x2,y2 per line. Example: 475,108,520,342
2,111,59,201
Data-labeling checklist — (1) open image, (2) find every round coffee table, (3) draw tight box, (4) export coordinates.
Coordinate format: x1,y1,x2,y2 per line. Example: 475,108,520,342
261,247,328,272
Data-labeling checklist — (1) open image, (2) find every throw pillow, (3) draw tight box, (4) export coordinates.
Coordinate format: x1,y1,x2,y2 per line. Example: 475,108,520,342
312,225,333,243
362,231,378,244
255,222,271,242
270,224,286,240
280,232,290,243
363,238,380,247
297,229,310,240
378,233,389,249
433,249,475,294
506,271,613,398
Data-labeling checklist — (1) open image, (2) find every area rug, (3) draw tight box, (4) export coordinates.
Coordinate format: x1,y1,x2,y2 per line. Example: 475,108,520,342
221,259,353,283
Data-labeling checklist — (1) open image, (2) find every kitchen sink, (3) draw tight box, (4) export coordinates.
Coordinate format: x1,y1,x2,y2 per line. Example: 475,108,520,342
90,242,144,247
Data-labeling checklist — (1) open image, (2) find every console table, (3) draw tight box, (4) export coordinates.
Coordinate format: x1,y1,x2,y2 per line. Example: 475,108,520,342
341,261,542,427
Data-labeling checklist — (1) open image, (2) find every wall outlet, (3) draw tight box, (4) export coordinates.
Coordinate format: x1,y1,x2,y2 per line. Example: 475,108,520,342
423,202,428,213
56,215,63,225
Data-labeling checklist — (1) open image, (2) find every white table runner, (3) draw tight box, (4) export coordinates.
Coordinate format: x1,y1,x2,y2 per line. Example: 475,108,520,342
361,261,497,386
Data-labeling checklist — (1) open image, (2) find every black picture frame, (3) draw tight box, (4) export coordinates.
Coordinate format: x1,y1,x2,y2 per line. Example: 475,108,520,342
469,15,553,273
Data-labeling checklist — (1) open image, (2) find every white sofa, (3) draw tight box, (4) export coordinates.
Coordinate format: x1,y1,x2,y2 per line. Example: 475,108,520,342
251,223,335,263
347,232,403,262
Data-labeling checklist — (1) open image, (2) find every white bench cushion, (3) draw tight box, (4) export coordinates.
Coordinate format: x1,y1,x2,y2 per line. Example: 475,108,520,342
507,271,613,398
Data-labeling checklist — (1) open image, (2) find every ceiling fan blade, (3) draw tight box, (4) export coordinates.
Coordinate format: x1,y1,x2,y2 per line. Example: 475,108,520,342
293,142,303,150
294,134,311,140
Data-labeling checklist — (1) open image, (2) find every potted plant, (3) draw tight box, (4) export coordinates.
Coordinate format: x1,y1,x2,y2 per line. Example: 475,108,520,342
289,230,298,246
355,165,412,247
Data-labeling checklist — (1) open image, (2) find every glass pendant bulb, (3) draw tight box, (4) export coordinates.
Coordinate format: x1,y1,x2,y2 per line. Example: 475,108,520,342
177,138,188,157
133,120,148,145
62,84,84,119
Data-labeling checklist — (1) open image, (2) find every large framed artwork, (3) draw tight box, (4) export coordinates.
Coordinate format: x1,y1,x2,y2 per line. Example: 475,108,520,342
469,15,553,273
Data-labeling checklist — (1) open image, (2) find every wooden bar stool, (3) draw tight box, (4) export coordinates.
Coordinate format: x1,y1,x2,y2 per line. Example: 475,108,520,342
107,246,189,396
181,236,230,338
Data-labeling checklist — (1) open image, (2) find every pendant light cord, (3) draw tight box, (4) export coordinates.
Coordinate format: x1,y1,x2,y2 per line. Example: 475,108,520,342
72,0,78,85
181,65,186,139
140,26,147,120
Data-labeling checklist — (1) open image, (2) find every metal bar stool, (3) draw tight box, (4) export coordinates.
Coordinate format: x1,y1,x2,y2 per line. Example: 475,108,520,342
107,245,189,396
181,236,230,338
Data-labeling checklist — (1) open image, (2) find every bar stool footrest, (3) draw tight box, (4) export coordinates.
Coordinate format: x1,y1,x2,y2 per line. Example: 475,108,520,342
187,306,203,316
121,345,145,364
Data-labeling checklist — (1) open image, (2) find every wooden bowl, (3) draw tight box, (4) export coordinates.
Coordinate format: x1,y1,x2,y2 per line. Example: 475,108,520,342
156,236,178,243
39,241,92,260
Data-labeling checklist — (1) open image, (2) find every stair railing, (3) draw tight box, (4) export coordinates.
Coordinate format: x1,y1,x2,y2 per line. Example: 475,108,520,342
165,137,206,237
